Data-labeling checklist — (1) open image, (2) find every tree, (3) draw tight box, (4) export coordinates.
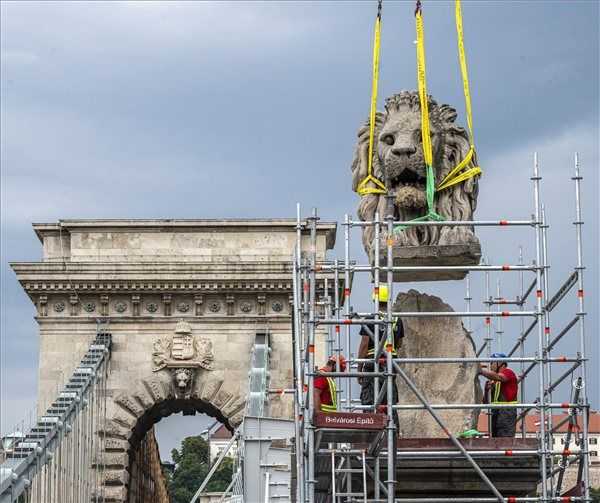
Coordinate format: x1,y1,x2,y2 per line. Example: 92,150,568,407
168,435,234,503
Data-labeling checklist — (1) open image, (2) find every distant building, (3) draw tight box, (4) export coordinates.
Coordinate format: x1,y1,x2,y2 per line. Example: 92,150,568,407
209,424,237,462
477,410,600,462
477,410,600,488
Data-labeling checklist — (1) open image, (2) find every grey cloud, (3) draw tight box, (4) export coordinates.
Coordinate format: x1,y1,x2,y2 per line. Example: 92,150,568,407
1,1,598,452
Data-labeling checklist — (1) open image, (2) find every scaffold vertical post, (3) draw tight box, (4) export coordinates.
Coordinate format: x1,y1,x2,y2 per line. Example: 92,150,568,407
293,203,306,503
344,214,352,410
334,258,342,408
518,245,526,439
532,151,549,503
385,211,395,503
541,204,555,494
374,211,381,413
573,152,590,503
307,207,318,502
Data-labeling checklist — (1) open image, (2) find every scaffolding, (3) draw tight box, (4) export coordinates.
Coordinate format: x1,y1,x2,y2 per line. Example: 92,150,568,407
291,154,591,503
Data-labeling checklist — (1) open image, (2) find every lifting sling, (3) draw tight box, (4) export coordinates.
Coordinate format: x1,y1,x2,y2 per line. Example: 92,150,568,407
353,1,483,231
356,0,387,196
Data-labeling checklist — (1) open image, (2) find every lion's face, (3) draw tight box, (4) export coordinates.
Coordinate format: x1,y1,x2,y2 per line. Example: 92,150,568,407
174,369,191,389
377,107,443,213
352,90,480,250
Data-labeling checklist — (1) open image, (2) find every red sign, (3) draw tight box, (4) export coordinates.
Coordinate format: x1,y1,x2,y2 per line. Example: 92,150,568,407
314,412,387,430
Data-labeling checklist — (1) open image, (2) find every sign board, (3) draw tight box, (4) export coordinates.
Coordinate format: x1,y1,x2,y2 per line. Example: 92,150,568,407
313,412,387,430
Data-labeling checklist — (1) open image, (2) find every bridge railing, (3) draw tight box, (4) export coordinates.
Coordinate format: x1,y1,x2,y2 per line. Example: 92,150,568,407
0,330,112,503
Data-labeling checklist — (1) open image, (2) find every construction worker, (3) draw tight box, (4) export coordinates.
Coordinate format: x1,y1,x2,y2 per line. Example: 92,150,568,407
313,355,346,413
479,352,519,437
357,285,403,427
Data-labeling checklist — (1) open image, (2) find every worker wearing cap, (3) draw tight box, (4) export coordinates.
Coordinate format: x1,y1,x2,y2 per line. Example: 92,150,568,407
314,355,346,413
479,352,519,437
357,285,403,427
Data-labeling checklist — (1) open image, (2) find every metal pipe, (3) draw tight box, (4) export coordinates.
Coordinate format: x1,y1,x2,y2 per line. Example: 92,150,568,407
351,357,578,364
344,213,352,411
484,257,492,435
572,152,590,503
391,361,504,501
541,205,555,495
306,208,318,503
189,430,239,503
374,212,381,421
532,151,549,503
348,219,535,227
508,319,538,357
465,275,472,334
315,312,537,324
547,316,579,353
554,377,582,496
349,402,579,411
291,240,305,503
317,264,538,272
385,211,395,503
518,246,526,438
334,258,342,409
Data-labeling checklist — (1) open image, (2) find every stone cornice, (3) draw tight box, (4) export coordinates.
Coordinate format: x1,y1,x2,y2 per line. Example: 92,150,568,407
32,219,337,249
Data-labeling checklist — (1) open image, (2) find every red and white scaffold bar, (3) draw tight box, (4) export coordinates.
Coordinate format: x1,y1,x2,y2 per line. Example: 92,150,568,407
291,153,590,503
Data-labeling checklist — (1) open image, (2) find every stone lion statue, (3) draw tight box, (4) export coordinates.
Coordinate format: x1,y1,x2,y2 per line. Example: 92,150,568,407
351,91,480,257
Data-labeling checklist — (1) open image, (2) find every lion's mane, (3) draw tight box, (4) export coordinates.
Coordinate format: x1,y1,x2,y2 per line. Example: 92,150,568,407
351,91,479,256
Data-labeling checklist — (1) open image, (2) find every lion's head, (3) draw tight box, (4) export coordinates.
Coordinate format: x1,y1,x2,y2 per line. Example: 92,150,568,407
351,91,480,256
172,368,194,398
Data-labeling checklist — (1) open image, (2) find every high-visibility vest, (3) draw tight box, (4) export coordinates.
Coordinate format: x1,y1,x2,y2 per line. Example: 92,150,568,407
320,377,337,413
491,381,518,404
367,315,399,356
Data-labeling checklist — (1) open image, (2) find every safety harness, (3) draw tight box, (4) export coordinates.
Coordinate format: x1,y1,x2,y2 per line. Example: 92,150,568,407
320,377,338,413
367,315,399,356
491,380,518,405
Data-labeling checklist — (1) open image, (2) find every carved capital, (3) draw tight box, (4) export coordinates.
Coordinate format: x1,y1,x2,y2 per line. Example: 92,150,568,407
226,294,235,316
131,294,140,317
257,294,266,316
38,295,48,317
163,294,172,316
194,294,204,316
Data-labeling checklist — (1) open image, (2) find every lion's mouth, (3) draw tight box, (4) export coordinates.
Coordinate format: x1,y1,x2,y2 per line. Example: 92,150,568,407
391,168,427,188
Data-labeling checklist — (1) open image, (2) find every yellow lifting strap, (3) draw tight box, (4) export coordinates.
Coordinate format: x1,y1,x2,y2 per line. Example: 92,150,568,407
437,0,482,192
357,3,387,196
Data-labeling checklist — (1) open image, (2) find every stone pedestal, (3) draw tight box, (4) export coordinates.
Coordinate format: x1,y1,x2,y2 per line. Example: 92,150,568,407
393,290,482,437
377,243,482,282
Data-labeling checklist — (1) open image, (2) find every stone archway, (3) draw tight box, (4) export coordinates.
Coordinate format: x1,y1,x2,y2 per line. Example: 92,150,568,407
97,372,246,502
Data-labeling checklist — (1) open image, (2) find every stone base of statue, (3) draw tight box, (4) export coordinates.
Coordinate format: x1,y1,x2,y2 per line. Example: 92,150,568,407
392,289,482,437
375,242,481,282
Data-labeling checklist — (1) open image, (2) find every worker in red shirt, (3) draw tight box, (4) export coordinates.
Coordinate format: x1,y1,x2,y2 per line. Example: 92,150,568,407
479,352,519,437
313,355,347,413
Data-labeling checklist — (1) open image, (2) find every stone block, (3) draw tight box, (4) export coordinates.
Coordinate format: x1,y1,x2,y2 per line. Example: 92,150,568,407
101,468,129,485
94,451,128,468
98,485,127,502
394,289,482,437
98,419,130,439
377,243,481,282
114,393,144,418
103,437,128,451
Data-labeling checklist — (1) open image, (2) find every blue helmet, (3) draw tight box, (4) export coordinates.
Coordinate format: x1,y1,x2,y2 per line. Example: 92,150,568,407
490,352,507,359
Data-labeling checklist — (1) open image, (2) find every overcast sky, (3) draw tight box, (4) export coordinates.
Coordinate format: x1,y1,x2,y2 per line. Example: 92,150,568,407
1,1,598,458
